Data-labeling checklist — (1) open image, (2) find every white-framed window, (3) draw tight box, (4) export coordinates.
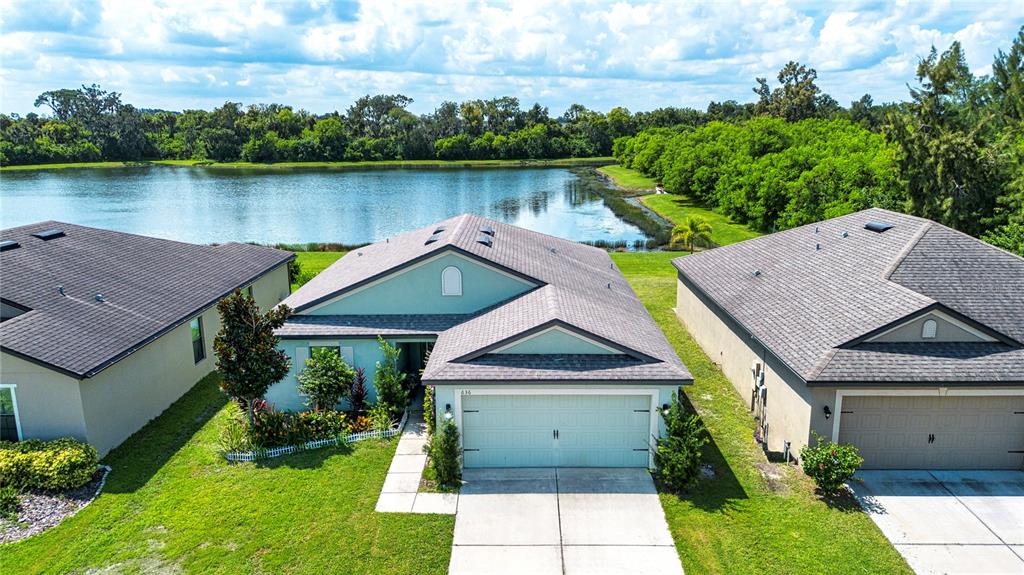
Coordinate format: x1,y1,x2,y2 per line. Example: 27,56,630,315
0,385,22,441
921,319,938,339
441,265,463,296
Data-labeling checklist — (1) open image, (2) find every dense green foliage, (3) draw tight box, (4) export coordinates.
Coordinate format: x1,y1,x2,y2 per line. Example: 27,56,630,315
616,30,1024,250
0,484,18,518
296,347,357,412
800,434,864,496
615,117,903,232
373,337,408,414
654,392,709,493
429,418,462,489
670,217,713,252
1,90,718,166
213,290,291,424
423,385,436,438
0,438,99,490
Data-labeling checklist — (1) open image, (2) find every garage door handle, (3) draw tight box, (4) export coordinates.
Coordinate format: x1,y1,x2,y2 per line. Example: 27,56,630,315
927,434,935,444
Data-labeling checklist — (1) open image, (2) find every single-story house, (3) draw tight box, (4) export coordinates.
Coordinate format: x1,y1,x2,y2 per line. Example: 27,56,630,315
674,208,1024,470
0,221,293,456
273,214,692,468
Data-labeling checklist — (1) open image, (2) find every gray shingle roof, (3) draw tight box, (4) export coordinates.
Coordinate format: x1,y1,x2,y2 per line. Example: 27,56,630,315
283,214,692,384
276,314,472,338
673,208,1024,385
1,221,293,378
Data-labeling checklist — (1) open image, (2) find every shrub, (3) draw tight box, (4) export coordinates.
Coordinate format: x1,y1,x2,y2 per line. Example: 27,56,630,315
350,416,372,433
368,404,395,432
250,406,292,448
297,347,356,412
295,270,318,288
350,368,368,413
428,419,461,488
219,409,253,453
423,385,436,437
654,393,709,493
0,484,18,518
800,433,863,495
0,438,99,491
373,337,408,414
294,410,350,442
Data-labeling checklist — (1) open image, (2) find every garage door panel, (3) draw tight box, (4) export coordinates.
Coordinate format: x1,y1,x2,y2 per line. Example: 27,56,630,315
839,395,1024,470
461,394,652,468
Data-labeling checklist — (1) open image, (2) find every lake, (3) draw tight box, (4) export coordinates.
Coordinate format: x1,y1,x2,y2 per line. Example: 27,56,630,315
0,166,647,246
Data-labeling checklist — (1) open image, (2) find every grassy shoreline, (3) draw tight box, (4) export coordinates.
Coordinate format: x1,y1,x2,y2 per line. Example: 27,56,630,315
0,157,615,172
597,164,658,191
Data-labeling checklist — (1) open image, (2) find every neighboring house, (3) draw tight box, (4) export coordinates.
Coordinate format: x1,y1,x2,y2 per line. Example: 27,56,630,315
674,208,1024,470
0,222,293,456
274,214,692,468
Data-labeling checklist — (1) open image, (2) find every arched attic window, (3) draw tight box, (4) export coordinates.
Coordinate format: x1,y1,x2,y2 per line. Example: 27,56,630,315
921,319,938,339
441,266,463,296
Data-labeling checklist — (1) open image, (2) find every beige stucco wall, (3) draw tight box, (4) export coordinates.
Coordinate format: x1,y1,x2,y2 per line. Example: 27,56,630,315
2,262,290,456
0,352,87,441
675,274,819,459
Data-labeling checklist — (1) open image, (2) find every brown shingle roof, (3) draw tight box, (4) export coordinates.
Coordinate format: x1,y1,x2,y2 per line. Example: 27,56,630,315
1,221,293,378
673,208,1024,384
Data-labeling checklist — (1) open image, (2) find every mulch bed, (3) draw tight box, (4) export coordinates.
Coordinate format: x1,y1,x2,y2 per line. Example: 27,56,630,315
0,466,109,544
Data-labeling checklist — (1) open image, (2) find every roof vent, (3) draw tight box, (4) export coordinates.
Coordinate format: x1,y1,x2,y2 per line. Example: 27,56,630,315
753,270,762,277
841,231,849,238
32,228,65,241
433,226,446,234
476,234,493,247
864,221,893,233
58,285,65,296
0,240,19,252
479,225,495,237
815,243,820,251
424,232,442,245
95,293,106,302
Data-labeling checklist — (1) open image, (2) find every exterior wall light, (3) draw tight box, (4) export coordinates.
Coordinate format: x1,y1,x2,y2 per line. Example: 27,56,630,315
823,405,832,420
661,403,670,416
443,403,453,421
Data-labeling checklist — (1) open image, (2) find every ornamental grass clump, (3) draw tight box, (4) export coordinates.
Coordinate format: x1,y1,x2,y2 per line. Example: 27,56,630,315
654,392,709,493
800,433,863,495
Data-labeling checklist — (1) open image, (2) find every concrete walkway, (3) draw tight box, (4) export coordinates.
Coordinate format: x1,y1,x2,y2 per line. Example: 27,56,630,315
449,468,683,575
374,407,458,515
850,470,1024,575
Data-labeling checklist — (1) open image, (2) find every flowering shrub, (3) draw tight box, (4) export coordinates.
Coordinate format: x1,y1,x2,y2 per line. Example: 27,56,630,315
350,416,372,433
246,406,352,448
294,411,349,442
800,433,863,495
0,438,99,490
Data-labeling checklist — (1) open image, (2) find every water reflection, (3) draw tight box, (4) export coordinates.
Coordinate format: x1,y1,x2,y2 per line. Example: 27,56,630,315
0,166,648,245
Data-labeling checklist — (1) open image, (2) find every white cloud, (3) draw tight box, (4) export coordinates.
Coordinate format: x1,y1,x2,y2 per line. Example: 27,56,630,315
0,0,1021,115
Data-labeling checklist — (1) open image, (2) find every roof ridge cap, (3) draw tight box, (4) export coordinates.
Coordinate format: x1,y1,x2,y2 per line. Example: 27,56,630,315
882,221,932,281
806,347,840,381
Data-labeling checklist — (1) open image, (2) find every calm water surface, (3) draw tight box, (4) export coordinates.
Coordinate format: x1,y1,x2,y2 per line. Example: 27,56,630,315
0,166,646,245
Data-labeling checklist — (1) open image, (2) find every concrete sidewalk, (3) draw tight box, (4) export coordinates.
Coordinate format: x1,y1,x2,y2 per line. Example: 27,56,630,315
374,407,458,515
449,468,683,575
850,470,1024,575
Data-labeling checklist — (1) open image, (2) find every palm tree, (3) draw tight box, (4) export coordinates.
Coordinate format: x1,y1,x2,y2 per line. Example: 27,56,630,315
671,217,713,253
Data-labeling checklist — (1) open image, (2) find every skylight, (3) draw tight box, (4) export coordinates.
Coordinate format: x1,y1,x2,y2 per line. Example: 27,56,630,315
0,240,20,252
32,228,65,240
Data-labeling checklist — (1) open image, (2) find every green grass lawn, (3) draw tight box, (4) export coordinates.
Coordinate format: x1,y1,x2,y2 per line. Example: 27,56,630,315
290,251,346,291
2,249,904,574
597,164,658,191
1,157,614,171
611,251,909,575
641,194,762,246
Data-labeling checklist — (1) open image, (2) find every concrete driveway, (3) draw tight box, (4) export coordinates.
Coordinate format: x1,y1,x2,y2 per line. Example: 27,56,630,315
850,470,1024,575
448,468,683,575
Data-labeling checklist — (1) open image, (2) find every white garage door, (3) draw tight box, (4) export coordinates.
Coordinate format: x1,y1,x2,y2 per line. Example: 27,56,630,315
460,394,653,468
838,395,1024,469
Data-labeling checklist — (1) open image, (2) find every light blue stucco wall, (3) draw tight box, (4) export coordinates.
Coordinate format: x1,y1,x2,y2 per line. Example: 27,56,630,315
495,329,617,354
307,252,535,315
267,337,401,411
430,383,683,442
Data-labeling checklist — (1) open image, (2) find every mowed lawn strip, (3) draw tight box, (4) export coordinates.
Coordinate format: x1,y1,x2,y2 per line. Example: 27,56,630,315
290,251,346,291
640,193,762,246
611,251,910,575
0,374,454,575
597,164,659,191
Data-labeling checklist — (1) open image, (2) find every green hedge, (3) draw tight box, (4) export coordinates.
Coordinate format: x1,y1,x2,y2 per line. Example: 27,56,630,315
0,438,99,490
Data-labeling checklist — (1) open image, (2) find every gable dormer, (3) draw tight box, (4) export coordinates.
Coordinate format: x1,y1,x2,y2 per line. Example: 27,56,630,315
302,249,537,316
842,304,1020,350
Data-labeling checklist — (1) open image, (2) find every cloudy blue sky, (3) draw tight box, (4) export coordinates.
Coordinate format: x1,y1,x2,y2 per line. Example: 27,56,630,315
1,0,1022,116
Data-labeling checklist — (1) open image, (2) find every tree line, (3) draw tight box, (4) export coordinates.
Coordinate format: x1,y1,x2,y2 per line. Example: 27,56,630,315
614,29,1023,254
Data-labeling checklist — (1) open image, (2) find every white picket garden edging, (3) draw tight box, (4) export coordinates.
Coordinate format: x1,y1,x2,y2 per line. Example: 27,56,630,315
223,409,409,462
